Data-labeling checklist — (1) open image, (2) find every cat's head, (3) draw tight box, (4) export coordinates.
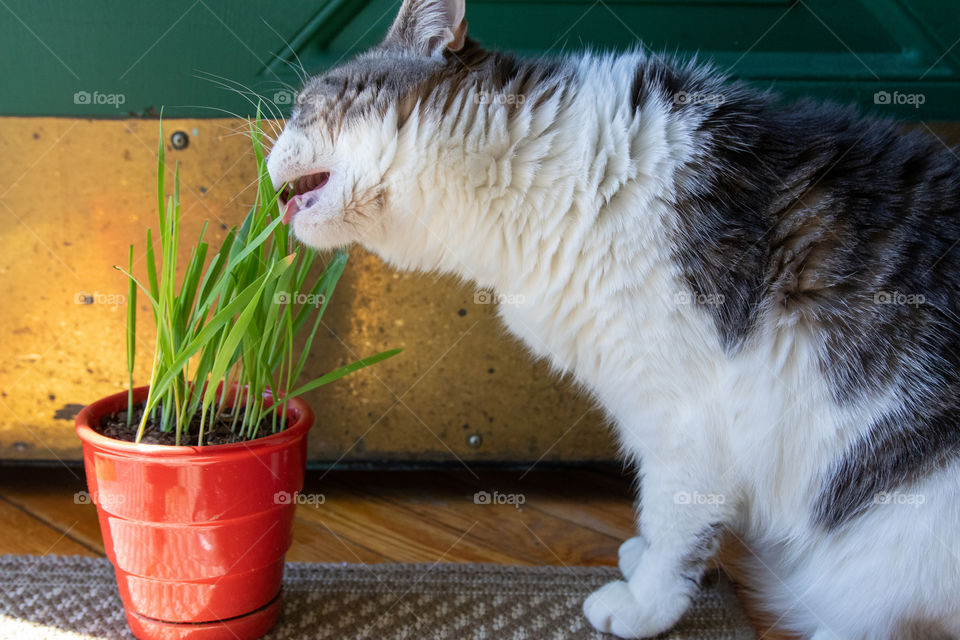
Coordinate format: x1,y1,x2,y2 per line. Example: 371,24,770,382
266,0,469,252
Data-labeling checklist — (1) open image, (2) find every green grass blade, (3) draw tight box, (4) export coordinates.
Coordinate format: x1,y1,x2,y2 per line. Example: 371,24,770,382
125,245,137,426
143,274,270,415
145,228,159,301
287,349,403,398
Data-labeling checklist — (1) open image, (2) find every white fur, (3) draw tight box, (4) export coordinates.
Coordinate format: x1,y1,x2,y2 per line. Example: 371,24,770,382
268,39,960,640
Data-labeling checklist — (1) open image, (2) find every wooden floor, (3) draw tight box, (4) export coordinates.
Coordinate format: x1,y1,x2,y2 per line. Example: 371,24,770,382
0,465,793,639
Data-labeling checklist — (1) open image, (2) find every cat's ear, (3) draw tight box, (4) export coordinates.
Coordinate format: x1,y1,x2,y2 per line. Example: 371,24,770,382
382,0,467,56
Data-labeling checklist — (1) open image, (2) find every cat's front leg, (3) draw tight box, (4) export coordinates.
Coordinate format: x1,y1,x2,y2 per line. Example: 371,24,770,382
584,442,734,638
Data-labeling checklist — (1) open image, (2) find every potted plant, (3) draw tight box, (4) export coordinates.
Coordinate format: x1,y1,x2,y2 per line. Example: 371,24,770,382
75,120,399,640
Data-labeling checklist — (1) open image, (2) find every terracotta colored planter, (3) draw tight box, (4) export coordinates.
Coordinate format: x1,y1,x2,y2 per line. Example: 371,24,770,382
75,386,314,640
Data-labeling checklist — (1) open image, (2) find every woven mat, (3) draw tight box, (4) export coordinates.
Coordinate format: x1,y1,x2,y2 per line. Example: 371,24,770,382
0,555,755,639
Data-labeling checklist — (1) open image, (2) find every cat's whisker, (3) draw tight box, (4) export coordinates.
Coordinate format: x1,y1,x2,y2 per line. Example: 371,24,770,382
176,104,254,122
172,106,279,148
174,104,250,121
193,70,286,130
192,70,277,118
236,88,286,139
261,17,310,84
199,120,273,145
263,50,307,84
265,51,308,87
249,80,299,138
224,172,270,209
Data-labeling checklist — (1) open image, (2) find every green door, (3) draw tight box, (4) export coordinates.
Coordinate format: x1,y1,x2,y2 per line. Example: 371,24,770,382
2,0,959,119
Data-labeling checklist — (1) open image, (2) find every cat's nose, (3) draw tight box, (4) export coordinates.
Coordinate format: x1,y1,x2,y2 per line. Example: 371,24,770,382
266,128,308,193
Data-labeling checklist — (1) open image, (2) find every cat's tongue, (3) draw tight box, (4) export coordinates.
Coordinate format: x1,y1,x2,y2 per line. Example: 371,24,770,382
281,191,320,224
280,172,330,224
281,195,304,224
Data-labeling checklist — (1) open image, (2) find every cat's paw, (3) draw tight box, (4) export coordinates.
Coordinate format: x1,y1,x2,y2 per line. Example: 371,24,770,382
618,536,650,579
584,581,642,638
583,579,684,639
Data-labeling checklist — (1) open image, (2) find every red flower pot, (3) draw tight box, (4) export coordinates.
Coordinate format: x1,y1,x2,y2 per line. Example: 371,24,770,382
75,386,314,640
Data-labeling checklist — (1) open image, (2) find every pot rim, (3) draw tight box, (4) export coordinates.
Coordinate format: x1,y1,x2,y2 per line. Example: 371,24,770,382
75,385,314,458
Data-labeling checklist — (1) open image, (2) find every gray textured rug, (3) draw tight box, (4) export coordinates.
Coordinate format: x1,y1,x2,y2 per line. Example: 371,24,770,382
0,555,755,639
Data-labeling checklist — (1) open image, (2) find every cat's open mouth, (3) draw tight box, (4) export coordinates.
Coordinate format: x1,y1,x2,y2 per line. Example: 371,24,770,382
279,171,330,223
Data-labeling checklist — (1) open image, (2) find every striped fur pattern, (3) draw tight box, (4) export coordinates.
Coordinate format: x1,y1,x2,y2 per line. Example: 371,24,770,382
267,1,960,637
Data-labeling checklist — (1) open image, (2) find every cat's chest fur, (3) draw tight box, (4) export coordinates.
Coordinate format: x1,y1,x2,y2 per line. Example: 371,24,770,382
490,195,695,404
474,143,854,533
398,53,708,385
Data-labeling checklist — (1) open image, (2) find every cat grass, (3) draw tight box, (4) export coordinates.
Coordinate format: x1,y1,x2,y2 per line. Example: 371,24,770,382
116,117,400,446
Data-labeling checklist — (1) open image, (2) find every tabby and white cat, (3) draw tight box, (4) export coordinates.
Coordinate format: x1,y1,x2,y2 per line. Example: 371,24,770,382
267,1,960,637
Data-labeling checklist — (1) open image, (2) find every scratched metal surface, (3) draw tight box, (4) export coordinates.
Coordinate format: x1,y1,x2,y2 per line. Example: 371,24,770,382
0,117,612,466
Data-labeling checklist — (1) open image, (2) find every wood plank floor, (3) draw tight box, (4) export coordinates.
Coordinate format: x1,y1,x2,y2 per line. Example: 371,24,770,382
0,465,794,639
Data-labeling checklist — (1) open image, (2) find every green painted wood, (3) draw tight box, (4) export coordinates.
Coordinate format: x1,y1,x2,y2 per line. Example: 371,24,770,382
0,0,314,118
0,0,958,120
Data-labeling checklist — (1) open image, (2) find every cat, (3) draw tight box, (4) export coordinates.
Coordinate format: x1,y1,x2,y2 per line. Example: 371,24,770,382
266,0,960,637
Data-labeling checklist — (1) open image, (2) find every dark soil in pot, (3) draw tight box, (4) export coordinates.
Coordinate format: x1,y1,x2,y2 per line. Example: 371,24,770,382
95,401,290,445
